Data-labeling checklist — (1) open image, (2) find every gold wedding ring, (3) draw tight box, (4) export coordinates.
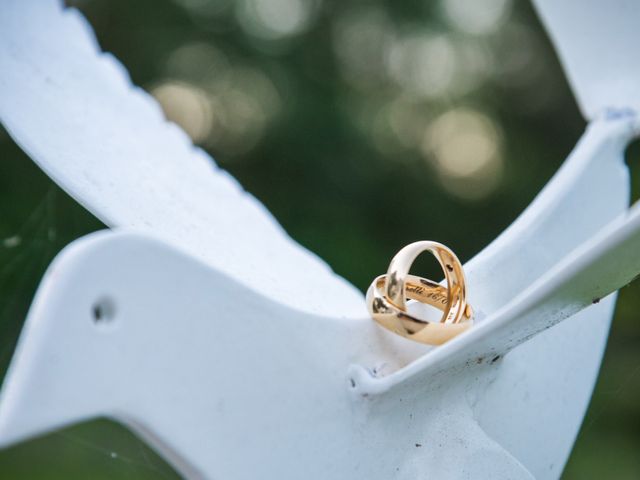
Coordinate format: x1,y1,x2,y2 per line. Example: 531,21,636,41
366,241,473,345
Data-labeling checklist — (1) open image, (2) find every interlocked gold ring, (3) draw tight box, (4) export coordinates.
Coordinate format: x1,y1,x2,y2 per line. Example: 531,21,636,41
366,241,473,345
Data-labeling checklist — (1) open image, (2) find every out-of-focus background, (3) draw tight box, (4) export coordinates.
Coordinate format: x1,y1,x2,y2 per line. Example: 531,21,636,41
0,0,639,478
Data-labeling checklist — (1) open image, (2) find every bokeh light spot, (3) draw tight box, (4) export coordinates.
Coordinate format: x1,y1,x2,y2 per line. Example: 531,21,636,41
442,0,512,35
172,0,232,17
423,108,504,199
165,43,230,85
151,81,214,144
236,0,318,40
387,32,457,99
332,7,395,90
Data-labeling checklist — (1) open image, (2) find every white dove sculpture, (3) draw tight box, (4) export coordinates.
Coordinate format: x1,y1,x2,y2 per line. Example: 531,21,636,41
0,0,639,479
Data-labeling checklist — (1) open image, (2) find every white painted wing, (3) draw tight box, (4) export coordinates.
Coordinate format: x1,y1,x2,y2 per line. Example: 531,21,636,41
533,0,640,118
0,0,364,317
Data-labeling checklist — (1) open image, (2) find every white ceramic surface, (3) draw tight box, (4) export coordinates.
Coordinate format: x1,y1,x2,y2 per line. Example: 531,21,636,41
1,0,639,478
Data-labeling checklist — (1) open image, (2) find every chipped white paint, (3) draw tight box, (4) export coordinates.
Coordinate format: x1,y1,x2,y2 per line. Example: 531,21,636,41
0,0,639,479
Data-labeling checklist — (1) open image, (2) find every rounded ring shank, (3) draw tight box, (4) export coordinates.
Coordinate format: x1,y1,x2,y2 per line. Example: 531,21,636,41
384,241,468,325
366,274,472,345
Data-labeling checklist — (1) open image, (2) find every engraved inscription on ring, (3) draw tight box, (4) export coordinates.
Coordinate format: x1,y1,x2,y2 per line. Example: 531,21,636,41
406,284,449,305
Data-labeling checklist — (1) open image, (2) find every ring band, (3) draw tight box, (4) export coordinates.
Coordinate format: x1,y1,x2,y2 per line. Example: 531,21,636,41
386,241,469,323
366,275,471,345
367,241,473,345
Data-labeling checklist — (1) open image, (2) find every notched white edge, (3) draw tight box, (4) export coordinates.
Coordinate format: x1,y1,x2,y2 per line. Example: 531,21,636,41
0,0,366,317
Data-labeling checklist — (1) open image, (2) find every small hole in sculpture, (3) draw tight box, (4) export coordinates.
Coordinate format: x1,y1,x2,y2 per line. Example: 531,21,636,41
92,297,117,325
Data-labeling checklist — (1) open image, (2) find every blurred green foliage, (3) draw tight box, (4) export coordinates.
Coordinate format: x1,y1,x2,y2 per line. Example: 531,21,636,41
0,0,639,478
